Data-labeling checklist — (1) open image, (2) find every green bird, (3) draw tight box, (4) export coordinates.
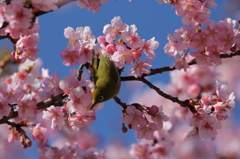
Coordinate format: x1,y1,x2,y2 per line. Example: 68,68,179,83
90,50,121,109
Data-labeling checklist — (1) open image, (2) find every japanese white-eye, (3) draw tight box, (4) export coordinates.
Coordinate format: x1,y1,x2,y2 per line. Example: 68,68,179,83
90,51,121,109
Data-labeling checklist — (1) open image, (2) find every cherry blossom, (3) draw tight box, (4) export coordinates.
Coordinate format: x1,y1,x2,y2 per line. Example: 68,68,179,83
122,106,146,131
151,107,169,129
78,26,96,42
14,33,40,62
42,106,65,130
64,27,81,47
140,37,159,60
132,49,142,60
137,123,158,140
32,123,47,140
111,43,134,68
42,73,62,96
131,60,152,78
175,0,203,17
2,82,24,104
4,1,33,38
122,25,141,49
190,51,212,66
68,113,95,131
59,69,88,94
17,94,36,119
60,45,81,66
66,86,91,114
174,55,189,71
198,115,221,139
79,42,94,64
103,16,129,43
104,43,117,55
189,32,207,51
164,34,179,55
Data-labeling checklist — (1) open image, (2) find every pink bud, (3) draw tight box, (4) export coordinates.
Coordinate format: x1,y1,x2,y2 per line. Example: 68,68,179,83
122,124,128,133
148,105,159,116
106,44,116,55
132,50,142,60
61,106,67,113
97,36,107,45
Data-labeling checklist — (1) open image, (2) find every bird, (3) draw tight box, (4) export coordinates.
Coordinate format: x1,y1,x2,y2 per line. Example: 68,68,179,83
90,50,121,109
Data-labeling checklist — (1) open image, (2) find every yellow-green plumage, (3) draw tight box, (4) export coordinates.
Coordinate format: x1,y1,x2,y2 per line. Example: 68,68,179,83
90,51,121,109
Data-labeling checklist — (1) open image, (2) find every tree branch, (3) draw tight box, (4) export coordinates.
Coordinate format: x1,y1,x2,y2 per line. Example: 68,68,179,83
113,96,128,109
36,93,68,109
121,50,240,81
140,77,197,113
0,111,18,125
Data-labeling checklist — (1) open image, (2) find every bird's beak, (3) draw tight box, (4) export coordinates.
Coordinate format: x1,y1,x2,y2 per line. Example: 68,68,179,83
90,100,96,110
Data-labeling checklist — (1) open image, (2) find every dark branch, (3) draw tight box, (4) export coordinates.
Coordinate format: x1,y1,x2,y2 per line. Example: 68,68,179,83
121,50,240,82
0,111,18,125
140,77,197,113
36,93,68,109
113,96,128,109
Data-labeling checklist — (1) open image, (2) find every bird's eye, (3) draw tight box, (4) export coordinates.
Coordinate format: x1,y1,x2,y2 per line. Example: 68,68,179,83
99,96,104,101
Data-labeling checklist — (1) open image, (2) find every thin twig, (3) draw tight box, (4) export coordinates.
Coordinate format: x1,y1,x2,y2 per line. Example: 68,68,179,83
113,96,128,109
140,77,197,113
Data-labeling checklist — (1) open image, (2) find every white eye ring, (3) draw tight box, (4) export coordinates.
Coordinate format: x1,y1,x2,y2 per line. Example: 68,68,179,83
99,96,104,101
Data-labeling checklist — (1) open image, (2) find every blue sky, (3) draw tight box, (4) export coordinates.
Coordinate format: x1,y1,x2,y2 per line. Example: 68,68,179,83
0,0,233,157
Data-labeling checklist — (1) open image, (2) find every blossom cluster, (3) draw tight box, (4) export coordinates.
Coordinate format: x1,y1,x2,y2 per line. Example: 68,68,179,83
41,68,98,132
0,0,58,62
125,65,237,158
0,60,42,120
161,0,240,71
166,65,235,139
61,16,159,78
0,58,93,147
188,81,235,139
122,105,169,140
